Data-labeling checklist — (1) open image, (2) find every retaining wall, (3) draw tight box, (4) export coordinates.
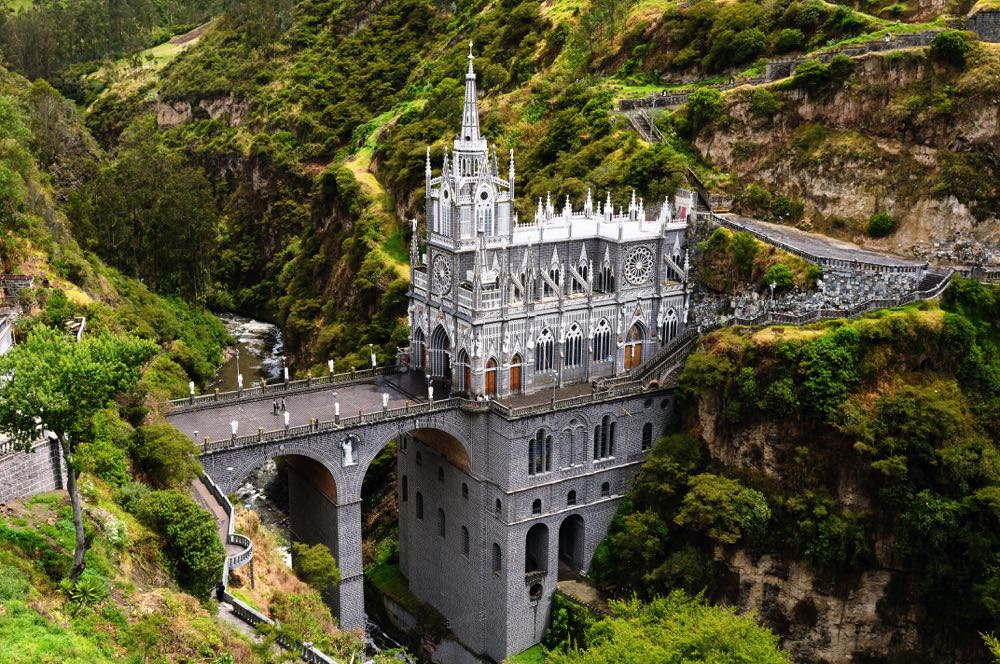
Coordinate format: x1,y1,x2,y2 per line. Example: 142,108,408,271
0,438,65,503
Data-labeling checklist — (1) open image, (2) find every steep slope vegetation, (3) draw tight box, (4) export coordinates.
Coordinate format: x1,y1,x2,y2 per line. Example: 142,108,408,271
590,279,1000,662
696,38,1000,256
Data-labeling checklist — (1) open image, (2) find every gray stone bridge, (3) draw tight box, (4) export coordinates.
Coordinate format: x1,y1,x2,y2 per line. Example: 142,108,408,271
165,350,687,660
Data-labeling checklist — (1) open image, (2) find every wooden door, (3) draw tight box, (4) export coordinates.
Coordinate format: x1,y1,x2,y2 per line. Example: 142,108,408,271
485,358,497,397
464,364,471,393
510,364,521,393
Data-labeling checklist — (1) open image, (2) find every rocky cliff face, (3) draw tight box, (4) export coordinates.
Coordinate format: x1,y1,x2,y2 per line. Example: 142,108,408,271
695,391,985,663
696,47,1000,260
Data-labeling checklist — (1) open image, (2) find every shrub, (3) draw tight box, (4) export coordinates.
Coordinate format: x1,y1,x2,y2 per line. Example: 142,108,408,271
867,210,895,237
134,490,224,602
930,30,971,67
292,542,341,594
749,89,779,118
774,28,804,54
686,88,724,135
130,423,202,489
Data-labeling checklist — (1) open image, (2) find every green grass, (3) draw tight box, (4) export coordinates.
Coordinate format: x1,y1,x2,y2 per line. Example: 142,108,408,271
1,0,34,11
506,644,546,664
366,562,422,615
381,228,408,265
230,588,264,613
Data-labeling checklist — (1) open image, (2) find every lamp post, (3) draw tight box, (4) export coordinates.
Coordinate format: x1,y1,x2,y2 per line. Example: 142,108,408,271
369,344,377,370
769,281,777,310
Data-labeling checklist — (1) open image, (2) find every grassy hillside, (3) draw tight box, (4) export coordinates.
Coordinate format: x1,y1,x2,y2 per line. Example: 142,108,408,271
0,487,257,664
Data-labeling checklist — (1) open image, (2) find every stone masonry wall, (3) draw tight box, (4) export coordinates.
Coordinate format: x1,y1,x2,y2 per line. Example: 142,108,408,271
0,439,65,503
969,11,1000,42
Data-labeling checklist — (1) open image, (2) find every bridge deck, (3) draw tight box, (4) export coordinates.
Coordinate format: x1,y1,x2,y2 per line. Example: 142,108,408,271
719,214,924,269
168,374,422,443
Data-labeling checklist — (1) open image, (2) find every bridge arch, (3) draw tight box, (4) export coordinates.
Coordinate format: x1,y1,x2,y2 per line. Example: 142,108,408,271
210,443,341,497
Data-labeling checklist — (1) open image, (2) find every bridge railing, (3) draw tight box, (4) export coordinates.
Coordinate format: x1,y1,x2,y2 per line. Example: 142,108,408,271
223,592,338,664
200,396,494,451
199,472,254,582
166,364,404,414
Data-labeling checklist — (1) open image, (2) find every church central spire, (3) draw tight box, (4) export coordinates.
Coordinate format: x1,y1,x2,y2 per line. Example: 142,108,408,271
459,41,482,147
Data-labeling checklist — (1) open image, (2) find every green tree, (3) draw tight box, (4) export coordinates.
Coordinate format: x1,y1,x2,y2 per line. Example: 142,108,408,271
867,210,896,237
292,541,341,594
674,473,770,545
730,231,759,279
0,327,157,579
774,28,804,53
763,263,794,294
547,592,790,663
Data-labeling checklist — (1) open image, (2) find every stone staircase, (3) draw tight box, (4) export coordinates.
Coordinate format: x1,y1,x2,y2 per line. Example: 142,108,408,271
917,269,949,293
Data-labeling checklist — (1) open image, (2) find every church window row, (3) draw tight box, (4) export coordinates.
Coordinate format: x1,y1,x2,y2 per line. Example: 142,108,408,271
595,264,615,292
528,429,552,475
594,415,616,460
409,483,471,556
527,481,613,516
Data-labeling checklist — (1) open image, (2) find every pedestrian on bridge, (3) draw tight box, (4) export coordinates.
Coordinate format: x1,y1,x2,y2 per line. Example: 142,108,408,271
272,400,278,415
281,397,286,412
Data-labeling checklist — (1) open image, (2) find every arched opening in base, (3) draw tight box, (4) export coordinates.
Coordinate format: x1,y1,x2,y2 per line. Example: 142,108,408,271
525,523,549,574
558,514,585,580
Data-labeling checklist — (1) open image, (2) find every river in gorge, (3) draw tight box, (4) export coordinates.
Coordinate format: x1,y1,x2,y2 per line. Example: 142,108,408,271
209,314,413,662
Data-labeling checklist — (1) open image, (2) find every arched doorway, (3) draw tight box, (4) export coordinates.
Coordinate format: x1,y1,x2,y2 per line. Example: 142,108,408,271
456,349,470,394
413,328,426,369
509,353,523,394
430,325,451,379
485,357,497,397
558,514,585,579
525,523,549,574
624,322,645,371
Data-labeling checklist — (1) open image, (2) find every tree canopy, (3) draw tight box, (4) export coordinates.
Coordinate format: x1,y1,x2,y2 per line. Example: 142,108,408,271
547,592,790,664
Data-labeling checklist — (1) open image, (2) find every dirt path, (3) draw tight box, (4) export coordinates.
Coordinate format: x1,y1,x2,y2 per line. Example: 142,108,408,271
170,19,216,45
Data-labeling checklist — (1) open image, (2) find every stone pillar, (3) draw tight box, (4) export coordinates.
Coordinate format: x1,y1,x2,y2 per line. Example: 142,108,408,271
336,500,365,631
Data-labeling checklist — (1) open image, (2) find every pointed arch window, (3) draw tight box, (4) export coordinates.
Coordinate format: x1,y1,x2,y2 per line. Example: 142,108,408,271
565,324,583,368
642,423,654,450
624,322,645,371
456,349,471,393
660,309,678,344
596,263,614,292
430,325,451,378
592,319,612,363
535,328,554,372
543,264,560,298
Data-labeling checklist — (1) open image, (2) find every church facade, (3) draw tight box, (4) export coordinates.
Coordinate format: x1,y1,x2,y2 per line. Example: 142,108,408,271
396,48,692,662
408,50,693,400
